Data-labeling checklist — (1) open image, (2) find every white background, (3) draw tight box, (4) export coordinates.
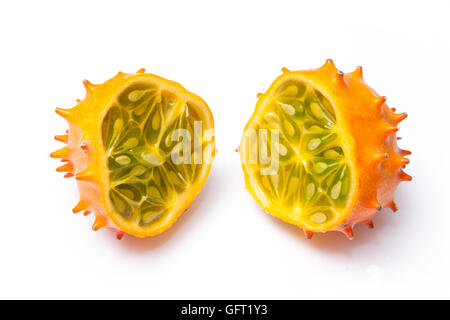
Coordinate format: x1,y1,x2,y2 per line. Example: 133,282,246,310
0,0,449,299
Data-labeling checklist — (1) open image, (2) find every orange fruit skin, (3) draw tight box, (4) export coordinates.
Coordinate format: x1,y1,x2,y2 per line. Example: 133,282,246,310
51,70,215,239
244,60,411,239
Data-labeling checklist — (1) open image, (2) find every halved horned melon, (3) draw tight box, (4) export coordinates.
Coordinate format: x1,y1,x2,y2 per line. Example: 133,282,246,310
51,69,215,239
240,60,411,239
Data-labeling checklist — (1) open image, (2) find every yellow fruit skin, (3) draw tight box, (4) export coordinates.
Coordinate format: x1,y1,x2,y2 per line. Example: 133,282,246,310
51,70,215,239
240,60,411,239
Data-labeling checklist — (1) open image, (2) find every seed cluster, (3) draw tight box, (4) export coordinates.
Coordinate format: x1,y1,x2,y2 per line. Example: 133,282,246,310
102,83,202,226
251,80,352,228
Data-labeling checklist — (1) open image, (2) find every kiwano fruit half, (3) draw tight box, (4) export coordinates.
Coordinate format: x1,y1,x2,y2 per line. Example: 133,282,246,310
51,69,215,239
240,60,411,239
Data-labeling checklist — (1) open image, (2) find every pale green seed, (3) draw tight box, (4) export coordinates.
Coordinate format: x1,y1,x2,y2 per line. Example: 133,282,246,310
115,155,131,165
308,138,321,151
324,149,340,158
309,125,323,132
331,181,342,199
314,162,328,174
278,144,287,156
143,153,164,166
122,137,139,150
128,90,146,102
279,102,296,116
130,165,146,176
283,120,295,136
306,182,315,200
310,212,327,223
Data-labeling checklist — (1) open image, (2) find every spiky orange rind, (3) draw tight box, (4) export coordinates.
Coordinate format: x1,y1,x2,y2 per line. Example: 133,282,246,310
240,60,411,239
52,69,215,238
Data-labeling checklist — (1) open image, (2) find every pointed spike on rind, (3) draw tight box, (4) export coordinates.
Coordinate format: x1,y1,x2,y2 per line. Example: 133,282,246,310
136,68,146,74
303,229,314,239
50,147,69,159
83,79,93,87
72,201,87,213
369,200,382,211
56,162,73,172
397,157,410,167
83,210,91,216
400,171,412,181
321,59,337,72
364,220,374,229
116,231,125,240
387,201,398,212
256,93,263,98
336,70,347,85
281,67,290,74
55,107,71,120
92,217,106,231
76,175,94,182
373,153,388,165
343,226,354,240
76,169,95,182
64,172,74,178
375,96,387,105
54,134,68,143
82,79,95,92
391,112,408,124
400,149,412,156
349,66,363,79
